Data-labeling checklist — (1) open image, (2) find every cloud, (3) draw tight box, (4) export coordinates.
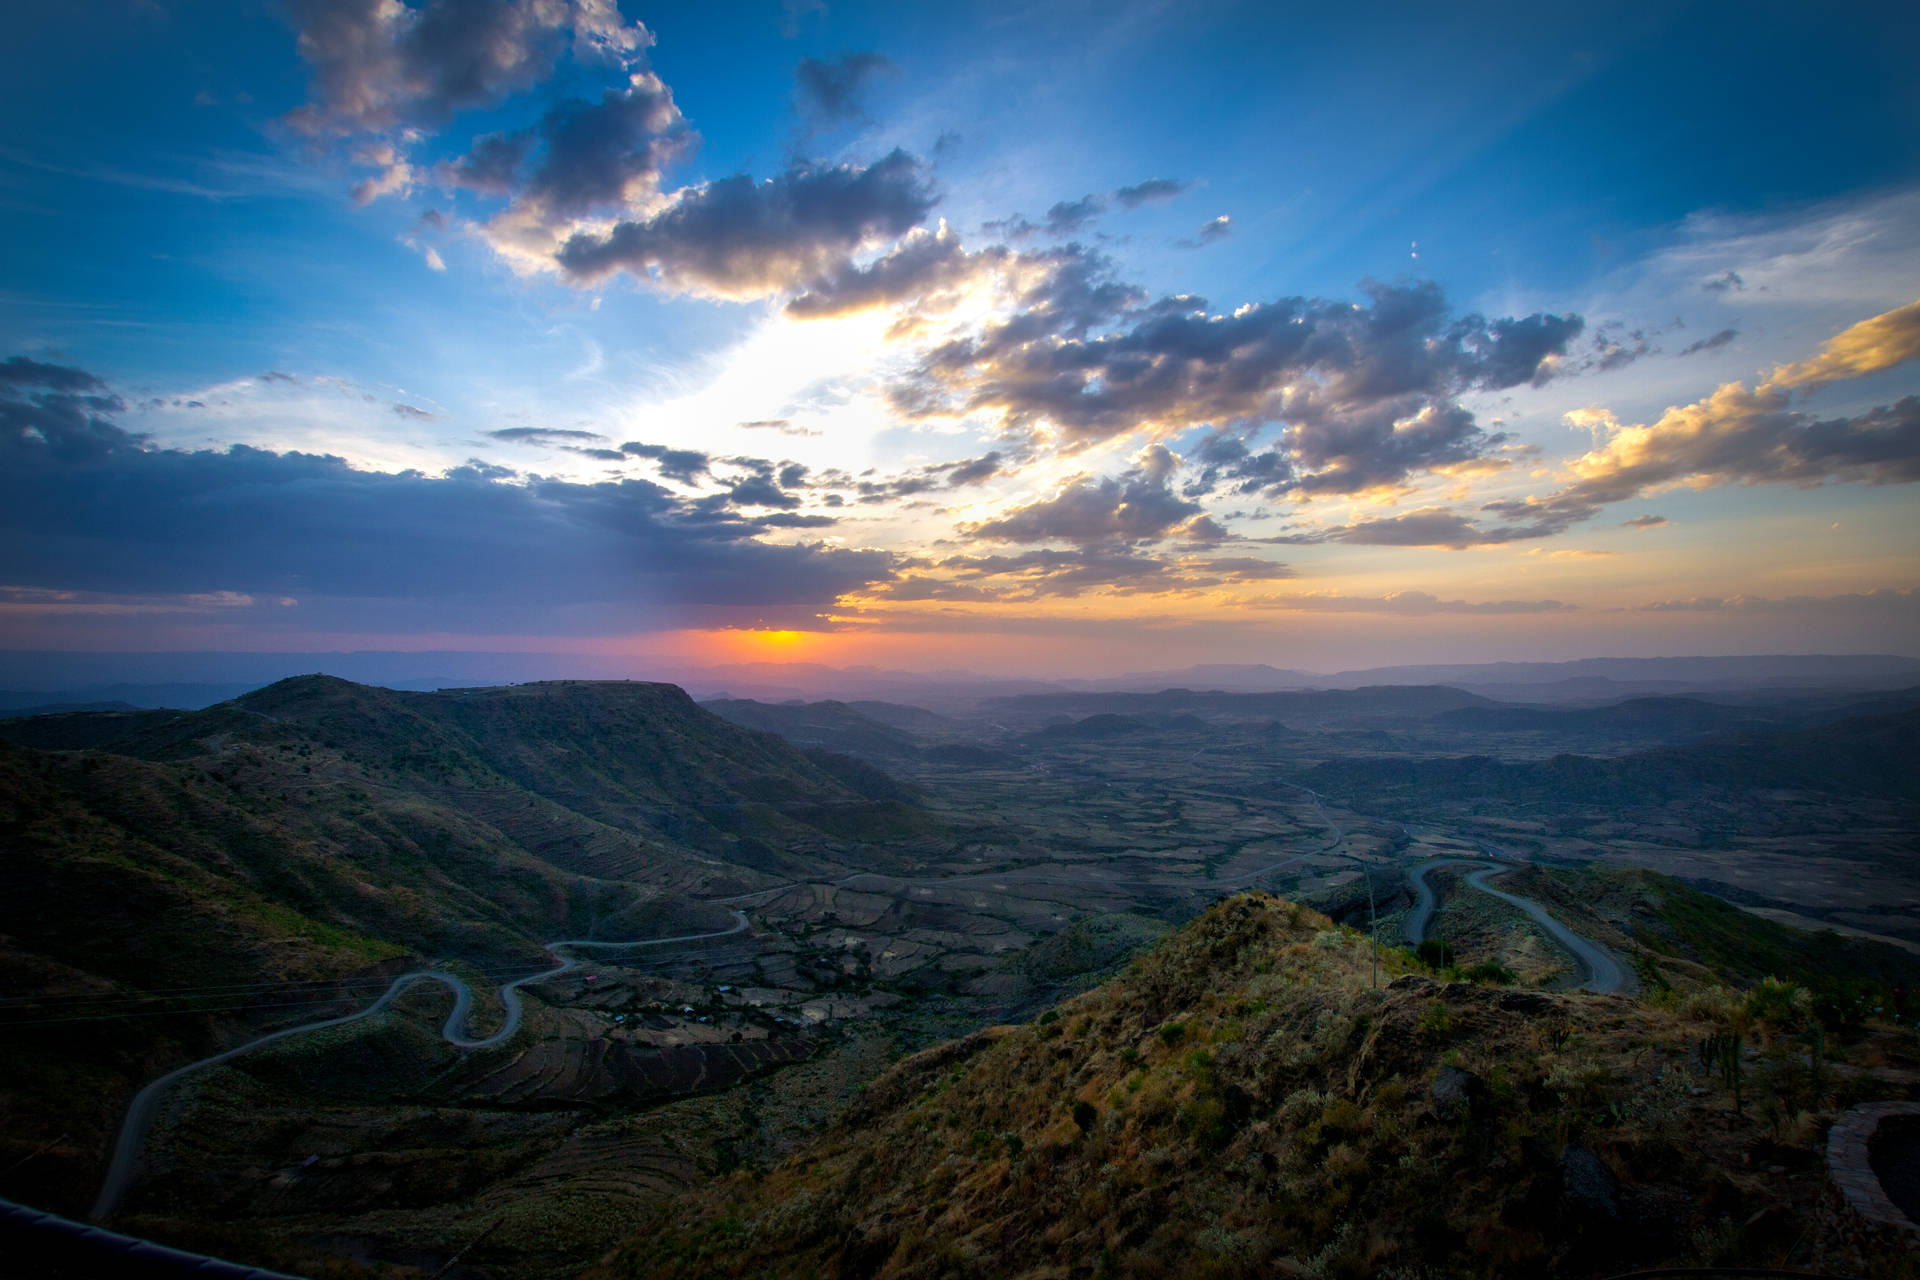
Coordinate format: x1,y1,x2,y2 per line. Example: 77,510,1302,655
736,418,821,437
786,222,1001,319
1702,270,1745,294
965,447,1220,547
0,359,890,631
944,452,1003,486
1041,195,1106,236
893,276,1580,499
1382,298,1920,545
1622,514,1668,528
1261,590,1575,615
1633,587,1918,615
863,544,1298,605
488,426,605,444
391,402,436,419
1178,214,1231,248
986,178,1187,242
1590,325,1649,372
0,356,105,394
1320,508,1511,549
556,150,936,298
1113,178,1187,208
1677,328,1737,357
792,51,898,130
451,73,691,216
1184,432,1294,497
282,0,653,136
619,441,712,484
1764,298,1920,391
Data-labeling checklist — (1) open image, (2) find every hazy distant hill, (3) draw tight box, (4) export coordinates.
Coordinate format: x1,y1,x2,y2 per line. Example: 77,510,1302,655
1324,653,1920,696
988,684,1492,729
1030,712,1212,740
700,697,926,763
1053,663,1318,692
1435,696,1773,740
1304,706,1920,807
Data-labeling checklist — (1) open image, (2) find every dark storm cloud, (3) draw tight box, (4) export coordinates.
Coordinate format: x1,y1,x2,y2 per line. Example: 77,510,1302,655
557,150,936,297
488,426,605,444
792,51,898,129
1678,328,1738,356
894,276,1580,497
1113,178,1187,208
282,0,650,135
0,361,889,627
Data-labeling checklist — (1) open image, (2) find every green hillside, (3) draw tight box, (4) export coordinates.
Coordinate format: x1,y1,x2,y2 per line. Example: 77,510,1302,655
0,676,943,1217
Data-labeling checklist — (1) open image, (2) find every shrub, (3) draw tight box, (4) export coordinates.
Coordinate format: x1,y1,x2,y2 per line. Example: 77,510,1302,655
1073,1100,1098,1132
1159,1021,1187,1046
1464,960,1515,985
1417,1002,1455,1041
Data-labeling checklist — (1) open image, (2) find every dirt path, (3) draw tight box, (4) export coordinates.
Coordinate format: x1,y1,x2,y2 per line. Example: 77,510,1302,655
91,912,748,1220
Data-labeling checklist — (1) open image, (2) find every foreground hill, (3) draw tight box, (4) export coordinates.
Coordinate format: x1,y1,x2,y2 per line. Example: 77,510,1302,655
604,893,1917,1280
0,676,943,1216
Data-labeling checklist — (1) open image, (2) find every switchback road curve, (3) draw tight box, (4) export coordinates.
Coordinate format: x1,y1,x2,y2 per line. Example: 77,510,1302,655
1403,860,1633,996
92,911,749,1220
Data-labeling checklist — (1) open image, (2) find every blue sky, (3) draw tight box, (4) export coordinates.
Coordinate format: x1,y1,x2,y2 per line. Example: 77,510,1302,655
1,0,1916,674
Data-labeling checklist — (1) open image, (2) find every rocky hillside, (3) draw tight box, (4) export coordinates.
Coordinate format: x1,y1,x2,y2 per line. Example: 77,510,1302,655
602,893,1919,1280
0,676,943,1217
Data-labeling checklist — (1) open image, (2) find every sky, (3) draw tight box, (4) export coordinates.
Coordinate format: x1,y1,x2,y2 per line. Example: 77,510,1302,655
1,0,1917,677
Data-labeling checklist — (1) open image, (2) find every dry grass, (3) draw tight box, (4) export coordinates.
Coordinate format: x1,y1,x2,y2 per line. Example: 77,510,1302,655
597,892,1920,1280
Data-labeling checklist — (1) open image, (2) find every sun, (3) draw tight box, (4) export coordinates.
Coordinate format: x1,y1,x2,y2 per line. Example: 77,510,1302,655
705,627,829,662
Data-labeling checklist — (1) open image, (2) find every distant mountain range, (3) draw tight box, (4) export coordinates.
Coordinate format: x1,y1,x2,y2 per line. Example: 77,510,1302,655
4,652,1918,713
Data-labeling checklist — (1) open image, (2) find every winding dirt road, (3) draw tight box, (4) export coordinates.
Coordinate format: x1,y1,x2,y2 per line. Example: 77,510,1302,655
91,911,749,1220
1402,860,1633,995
